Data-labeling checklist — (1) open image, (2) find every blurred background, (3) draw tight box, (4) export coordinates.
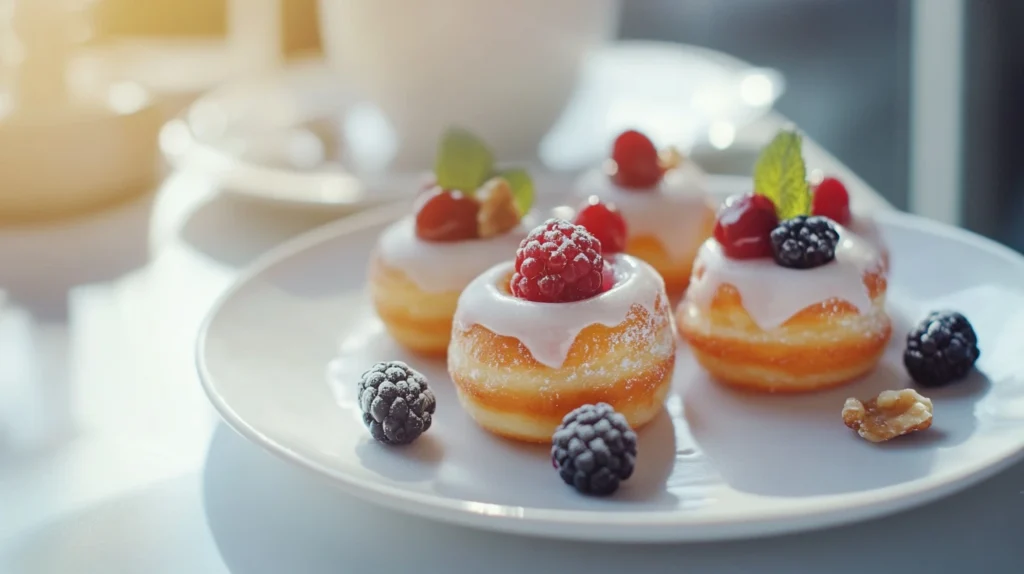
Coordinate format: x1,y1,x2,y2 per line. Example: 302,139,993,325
0,0,1016,244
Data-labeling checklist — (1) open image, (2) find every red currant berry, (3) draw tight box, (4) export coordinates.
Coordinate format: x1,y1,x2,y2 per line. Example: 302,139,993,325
713,193,779,259
414,188,480,242
573,196,628,254
811,177,851,224
610,130,662,190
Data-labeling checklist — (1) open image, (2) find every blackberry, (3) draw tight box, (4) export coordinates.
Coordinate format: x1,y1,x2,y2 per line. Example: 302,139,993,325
357,361,436,445
904,311,980,387
551,403,637,496
769,215,840,269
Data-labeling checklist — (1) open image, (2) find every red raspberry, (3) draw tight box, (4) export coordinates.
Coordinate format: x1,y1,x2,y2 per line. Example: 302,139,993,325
713,193,778,259
573,196,628,253
610,130,663,190
511,219,604,303
811,177,851,224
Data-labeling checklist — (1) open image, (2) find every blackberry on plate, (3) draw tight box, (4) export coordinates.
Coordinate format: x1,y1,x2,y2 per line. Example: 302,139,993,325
551,403,637,496
769,215,840,269
357,361,436,445
904,311,980,387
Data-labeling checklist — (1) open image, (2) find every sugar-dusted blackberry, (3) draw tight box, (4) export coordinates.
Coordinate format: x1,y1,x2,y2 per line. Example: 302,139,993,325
769,215,841,269
551,403,637,496
357,361,436,445
904,311,980,387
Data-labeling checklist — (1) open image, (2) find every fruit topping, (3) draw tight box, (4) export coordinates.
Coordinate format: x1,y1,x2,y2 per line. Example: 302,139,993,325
477,177,520,238
552,403,637,496
904,311,980,387
842,389,933,443
754,129,811,220
610,129,663,190
600,264,616,293
573,196,628,254
357,361,437,446
434,128,494,194
511,219,604,303
769,215,840,269
414,187,480,242
419,128,535,241
811,176,851,224
713,193,779,259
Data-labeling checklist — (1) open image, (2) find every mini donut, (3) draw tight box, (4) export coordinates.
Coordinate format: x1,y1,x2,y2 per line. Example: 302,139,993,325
677,232,891,393
448,255,676,442
369,216,526,356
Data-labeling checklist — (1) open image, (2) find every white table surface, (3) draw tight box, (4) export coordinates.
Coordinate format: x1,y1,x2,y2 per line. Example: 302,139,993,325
1,119,1020,573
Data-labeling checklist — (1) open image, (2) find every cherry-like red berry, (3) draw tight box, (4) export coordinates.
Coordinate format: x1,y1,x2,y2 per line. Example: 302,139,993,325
713,193,779,259
511,219,604,303
414,188,479,242
573,196,628,254
811,177,851,224
610,130,663,190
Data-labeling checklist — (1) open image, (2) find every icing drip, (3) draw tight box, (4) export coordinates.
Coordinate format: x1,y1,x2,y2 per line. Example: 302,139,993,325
685,228,883,331
573,160,711,260
377,216,527,292
453,254,666,368
846,215,887,257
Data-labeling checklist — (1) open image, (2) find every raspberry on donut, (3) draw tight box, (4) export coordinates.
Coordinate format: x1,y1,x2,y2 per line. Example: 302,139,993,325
511,219,604,303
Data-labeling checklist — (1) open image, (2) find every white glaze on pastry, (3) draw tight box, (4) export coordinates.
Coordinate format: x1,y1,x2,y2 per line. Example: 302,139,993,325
376,216,527,292
685,228,884,331
845,215,887,258
453,254,666,368
573,160,711,260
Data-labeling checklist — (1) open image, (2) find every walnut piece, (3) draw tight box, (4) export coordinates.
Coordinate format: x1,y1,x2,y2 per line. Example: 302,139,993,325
842,389,933,443
476,176,520,238
659,146,686,171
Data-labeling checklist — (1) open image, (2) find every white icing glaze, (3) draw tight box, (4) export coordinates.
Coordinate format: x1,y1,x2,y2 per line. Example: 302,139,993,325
573,160,711,260
846,215,888,257
377,216,527,292
685,228,883,331
453,254,665,369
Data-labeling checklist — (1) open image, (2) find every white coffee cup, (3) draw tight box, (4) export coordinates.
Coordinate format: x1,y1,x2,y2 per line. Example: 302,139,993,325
318,0,620,170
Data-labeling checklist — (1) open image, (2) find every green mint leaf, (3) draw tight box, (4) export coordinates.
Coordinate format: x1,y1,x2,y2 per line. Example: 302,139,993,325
753,129,811,219
434,128,494,193
496,168,534,216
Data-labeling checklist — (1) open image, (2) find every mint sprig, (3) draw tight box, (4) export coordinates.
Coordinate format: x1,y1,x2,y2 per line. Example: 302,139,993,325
753,129,811,220
434,128,494,194
495,168,534,216
432,127,535,215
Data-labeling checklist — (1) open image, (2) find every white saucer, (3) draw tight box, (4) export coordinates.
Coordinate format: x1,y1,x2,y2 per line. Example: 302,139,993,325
164,42,783,210
197,205,1024,542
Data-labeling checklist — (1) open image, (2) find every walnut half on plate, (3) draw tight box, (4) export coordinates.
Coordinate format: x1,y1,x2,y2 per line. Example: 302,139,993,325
842,389,933,443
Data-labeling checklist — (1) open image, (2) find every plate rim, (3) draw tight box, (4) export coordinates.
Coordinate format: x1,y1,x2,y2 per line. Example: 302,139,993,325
196,205,1024,542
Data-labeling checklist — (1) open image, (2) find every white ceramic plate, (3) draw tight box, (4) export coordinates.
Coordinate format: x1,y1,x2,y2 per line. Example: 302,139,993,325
197,204,1024,543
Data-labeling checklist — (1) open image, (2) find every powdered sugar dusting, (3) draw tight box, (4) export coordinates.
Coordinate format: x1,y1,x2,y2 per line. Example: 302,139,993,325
377,216,528,292
453,254,667,369
573,160,711,261
685,226,884,331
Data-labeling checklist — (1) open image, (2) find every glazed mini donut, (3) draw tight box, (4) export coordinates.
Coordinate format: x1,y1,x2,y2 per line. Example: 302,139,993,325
370,216,526,356
448,255,676,443
623,202,716,294
574,134,715,295
677,231,891,393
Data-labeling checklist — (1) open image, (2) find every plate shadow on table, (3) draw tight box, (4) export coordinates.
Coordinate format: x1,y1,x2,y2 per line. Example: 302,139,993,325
201,423,1024,573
